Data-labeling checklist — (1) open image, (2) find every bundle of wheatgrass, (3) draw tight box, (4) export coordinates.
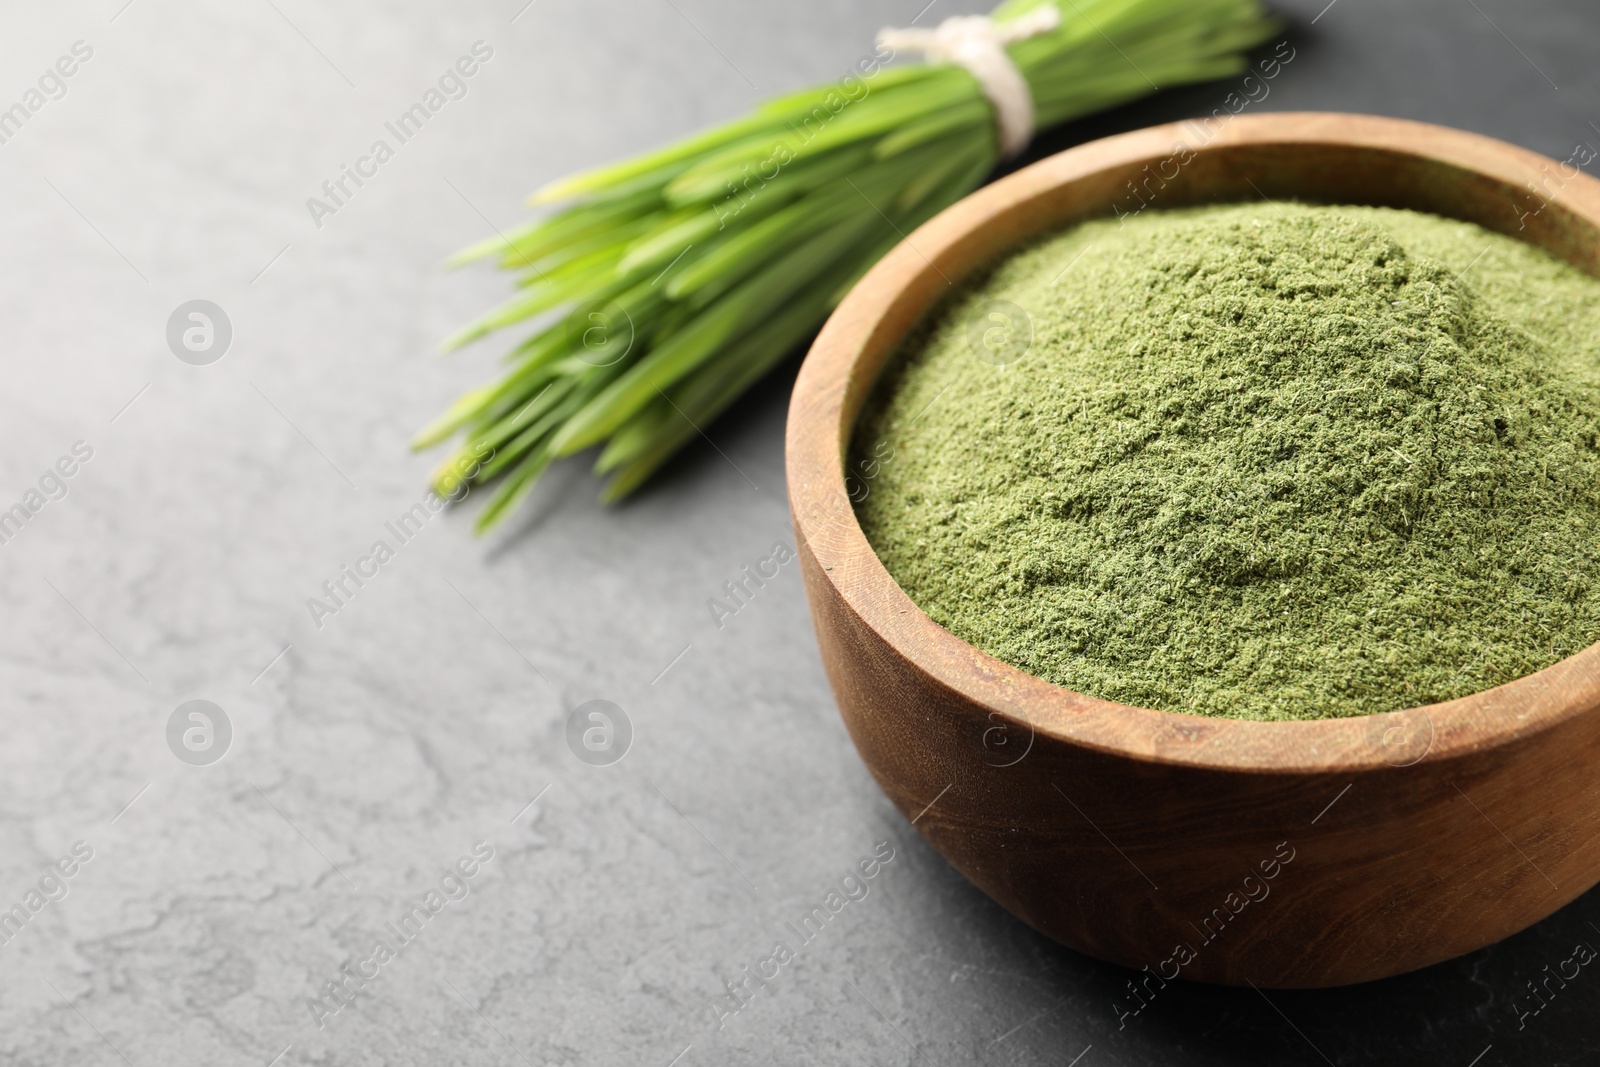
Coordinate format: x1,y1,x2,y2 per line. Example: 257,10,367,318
417,0,1279,529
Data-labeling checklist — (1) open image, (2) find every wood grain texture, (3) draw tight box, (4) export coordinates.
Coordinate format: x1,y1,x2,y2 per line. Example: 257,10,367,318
785,113,1600,988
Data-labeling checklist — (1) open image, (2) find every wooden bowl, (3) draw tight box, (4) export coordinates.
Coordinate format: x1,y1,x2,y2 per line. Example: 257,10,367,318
785,113,1600,988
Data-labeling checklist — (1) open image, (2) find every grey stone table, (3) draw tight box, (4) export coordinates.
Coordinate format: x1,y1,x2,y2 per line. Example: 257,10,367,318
1,0,1596,1064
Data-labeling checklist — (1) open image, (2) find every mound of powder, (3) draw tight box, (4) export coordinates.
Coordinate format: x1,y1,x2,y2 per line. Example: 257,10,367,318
852,203,1600,721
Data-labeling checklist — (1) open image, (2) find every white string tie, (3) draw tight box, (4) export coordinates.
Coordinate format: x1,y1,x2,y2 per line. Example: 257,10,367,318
878,5,1061,159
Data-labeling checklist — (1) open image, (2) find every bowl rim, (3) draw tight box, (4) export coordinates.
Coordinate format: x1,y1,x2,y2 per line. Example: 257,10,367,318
786,111,1600,775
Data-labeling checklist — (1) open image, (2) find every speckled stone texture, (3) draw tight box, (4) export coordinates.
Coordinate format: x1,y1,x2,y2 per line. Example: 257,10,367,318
0,1,1597,1064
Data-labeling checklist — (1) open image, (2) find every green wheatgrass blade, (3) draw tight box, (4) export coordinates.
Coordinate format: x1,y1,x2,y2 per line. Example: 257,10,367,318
448,369,563,456
535,159,694,205
468,378,574,461
546,291,754,456
593,414,708,502
428,0,1279,527
550,210,881,455
663,75,974,203
473,447,555,532
673,285,838,416
594,302,800,475
753,63,931,117
469,392,577,484
494,193,665,267
494,314,580,374
514,239,632,293
530,75,904,205
467,273,668,426
532,114,796,203
455,185,663,270
617,201,772,276
592,404,672,475
660,127,830,202
895,136,994,211
448,357,628,497
475,359,631,484
825,148,996,305
787,75,979,158
666,136,977,304
499,212,661,275
988,0,1060,18
447,217,551,269
873,99,994,158
603,163,979,490
467,360,567,430
500,321,567,363
448,247,676,353
695,91,964,203
663,198,827,302
439,269,621,351
663,139,877,207
413,384,497,449
600,282,840,499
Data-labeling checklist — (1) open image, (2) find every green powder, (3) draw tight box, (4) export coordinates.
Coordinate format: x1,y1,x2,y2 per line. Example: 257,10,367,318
852,202,1600,721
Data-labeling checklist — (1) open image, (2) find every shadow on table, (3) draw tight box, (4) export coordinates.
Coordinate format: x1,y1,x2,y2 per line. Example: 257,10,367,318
907,819,1600,1066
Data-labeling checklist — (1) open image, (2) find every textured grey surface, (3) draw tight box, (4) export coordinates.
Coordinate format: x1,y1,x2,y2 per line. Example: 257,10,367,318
1,1,1598,1064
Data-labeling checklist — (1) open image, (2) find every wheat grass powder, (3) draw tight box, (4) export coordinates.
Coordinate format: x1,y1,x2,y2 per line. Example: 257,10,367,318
852,203,1600,721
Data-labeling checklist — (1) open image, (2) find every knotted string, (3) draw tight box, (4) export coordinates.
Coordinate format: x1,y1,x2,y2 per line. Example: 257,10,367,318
878,6,1062,159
